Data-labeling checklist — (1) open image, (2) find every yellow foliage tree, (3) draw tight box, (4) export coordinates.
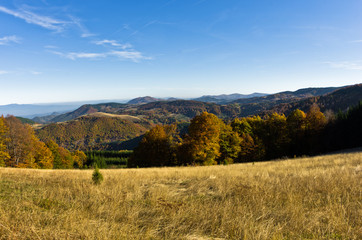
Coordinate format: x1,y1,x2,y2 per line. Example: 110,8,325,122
72,150,87,168
0,116,10,166
182,112,222,165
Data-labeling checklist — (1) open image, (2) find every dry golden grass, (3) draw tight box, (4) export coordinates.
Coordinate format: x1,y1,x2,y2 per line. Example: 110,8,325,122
0,152,361,239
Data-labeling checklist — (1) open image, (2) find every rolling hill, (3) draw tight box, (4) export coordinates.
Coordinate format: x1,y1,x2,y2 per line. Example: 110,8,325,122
36,115,153,151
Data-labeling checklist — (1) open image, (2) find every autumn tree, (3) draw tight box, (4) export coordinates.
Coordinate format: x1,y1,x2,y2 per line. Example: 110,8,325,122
47,140,74,169
305,104,327,154
3,116,54,168
287,109,307,155
0,116,10,166
262,113,289,159
130,124,180,167
5,116,33,167
180,112,222,165
72,150,87,168
306,104,327,131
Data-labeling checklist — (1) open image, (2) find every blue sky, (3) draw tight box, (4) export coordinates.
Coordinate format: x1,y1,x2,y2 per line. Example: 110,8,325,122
0,0,361,104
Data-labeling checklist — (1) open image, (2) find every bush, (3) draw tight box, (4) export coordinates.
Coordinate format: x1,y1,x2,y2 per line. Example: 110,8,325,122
92,165,104,185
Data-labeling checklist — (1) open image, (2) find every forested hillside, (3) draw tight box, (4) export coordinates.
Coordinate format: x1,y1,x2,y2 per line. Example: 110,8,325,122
36,115,153,151
268,84,362,115
130,101,362,167
0,116,87,169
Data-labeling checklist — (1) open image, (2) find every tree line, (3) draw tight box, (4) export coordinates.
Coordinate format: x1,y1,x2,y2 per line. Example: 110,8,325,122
129,102,362,167
0,116,87,169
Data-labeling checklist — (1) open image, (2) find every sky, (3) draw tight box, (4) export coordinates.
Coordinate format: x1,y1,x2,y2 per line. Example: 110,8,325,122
0,0,361,105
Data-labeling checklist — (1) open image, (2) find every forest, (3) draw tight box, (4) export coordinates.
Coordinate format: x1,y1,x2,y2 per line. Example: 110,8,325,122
0,116,87,169
0,101,361,169
129,102,362,167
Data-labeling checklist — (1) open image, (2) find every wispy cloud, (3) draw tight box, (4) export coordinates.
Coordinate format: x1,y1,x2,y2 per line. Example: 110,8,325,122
81,33,96,38
324,61,362,70
0,5,68,32
0,35,21,45
350,40,362,43
0,5,94,37
50,49,151,62
44,45,58,49
0,70,8,75
94,39,132,49
109,50,152,62
51,51,106,60
30,71,42,75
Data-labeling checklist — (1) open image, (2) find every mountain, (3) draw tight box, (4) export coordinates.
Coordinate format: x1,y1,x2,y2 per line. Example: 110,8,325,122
231,87,341,105
266,84,362,115
127,96,162,104
193,93,268,104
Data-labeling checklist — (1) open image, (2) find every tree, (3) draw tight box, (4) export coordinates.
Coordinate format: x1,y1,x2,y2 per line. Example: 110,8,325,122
180,112,222,165
92,164,104,185
218,124,241,164
47,140,74,169
306,104,327,132
305,104,327,154
72,150,87,168
0,116,10,166
130,124,180,167
32,139,53,169
5,116,33,167
238,133,265,162
287,109,307,156
262,113,289,159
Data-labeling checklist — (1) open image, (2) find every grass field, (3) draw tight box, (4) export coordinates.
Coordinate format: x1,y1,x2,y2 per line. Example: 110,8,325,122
0,152,361,239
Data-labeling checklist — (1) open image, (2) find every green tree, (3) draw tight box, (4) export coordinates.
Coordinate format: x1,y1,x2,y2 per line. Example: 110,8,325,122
47,140,74,169
218,124,241,164
92,164,104,185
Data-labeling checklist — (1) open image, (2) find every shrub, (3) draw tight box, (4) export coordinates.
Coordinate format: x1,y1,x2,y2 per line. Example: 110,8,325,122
92,165,104,185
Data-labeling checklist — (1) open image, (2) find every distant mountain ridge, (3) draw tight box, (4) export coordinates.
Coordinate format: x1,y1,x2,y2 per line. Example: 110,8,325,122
231,87,341,104
193,92,268,103
32,84,360,125
127,96,162,104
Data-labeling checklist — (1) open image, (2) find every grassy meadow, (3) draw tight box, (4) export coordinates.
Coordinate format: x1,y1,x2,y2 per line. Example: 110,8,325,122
0,152,361,239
